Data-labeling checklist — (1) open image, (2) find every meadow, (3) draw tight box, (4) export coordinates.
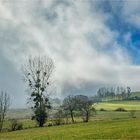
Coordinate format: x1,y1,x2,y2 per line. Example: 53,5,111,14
0,117,140,140
94,100,140,110
0,100,140,140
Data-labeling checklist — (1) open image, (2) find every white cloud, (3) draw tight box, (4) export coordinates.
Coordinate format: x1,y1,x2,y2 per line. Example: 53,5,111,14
121,0,140,29
0,0,140,107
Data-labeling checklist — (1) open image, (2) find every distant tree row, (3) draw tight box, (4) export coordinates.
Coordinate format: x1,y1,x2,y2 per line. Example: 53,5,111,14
97,86,131,100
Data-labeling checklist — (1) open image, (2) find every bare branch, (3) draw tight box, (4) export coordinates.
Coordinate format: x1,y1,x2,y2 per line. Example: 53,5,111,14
0,90,10,132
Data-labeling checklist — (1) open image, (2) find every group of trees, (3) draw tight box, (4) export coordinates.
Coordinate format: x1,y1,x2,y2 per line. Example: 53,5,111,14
61,95,95,123
97,86,131,100
0,55,134,131
21,53,96,126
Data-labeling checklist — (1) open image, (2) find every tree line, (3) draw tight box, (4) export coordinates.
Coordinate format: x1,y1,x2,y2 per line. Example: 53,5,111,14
97,86,131,100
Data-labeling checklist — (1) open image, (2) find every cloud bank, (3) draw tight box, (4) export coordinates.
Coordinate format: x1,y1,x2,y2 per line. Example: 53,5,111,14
0,0,140,108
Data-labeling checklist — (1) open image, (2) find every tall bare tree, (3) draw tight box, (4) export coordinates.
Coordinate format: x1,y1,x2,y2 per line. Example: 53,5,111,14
0,90,10,132
22,56,54,127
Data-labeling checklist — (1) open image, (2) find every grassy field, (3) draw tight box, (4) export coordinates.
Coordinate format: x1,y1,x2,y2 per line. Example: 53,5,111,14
0,118,140,140
94,100,140,111
1,100,140,140
3,110,140,130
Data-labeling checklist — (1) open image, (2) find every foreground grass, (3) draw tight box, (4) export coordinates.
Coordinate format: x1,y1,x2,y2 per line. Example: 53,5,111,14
1,100,139,139
0,117,140,140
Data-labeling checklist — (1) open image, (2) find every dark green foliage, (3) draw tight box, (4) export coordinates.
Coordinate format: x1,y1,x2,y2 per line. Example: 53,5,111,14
115,107,127,112
31,96,51,127
100,108,107,111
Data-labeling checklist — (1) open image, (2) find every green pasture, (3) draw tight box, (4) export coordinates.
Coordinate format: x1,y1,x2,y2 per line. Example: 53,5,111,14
0,117,140,140
3,110,140,130
94,100,140,111
0,100,140,140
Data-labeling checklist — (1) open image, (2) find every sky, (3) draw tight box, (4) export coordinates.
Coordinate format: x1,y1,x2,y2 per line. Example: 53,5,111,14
1,0,140,108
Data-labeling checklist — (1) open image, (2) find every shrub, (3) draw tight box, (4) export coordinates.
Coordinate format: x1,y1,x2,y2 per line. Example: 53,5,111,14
48,123,53,127
100,108,107,111
115,107,127,112
10,119,23,131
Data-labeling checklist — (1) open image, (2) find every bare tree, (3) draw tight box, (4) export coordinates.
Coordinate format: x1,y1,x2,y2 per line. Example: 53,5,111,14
62,95,76,123
126,86,131,99
0,90,10,132
22,56,54,127
75,95,95,122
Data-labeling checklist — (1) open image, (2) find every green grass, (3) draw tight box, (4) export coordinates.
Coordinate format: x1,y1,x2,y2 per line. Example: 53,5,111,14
0,118,140,140
3,109,140,129
2,119,36,130
94,100,140,111
1,100,140,139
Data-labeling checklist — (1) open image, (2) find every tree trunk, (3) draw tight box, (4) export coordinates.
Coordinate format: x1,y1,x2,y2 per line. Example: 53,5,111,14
0,122,3,132
0,117,4,132
70,111,74,123
85,111,89,122
39,121,44,127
